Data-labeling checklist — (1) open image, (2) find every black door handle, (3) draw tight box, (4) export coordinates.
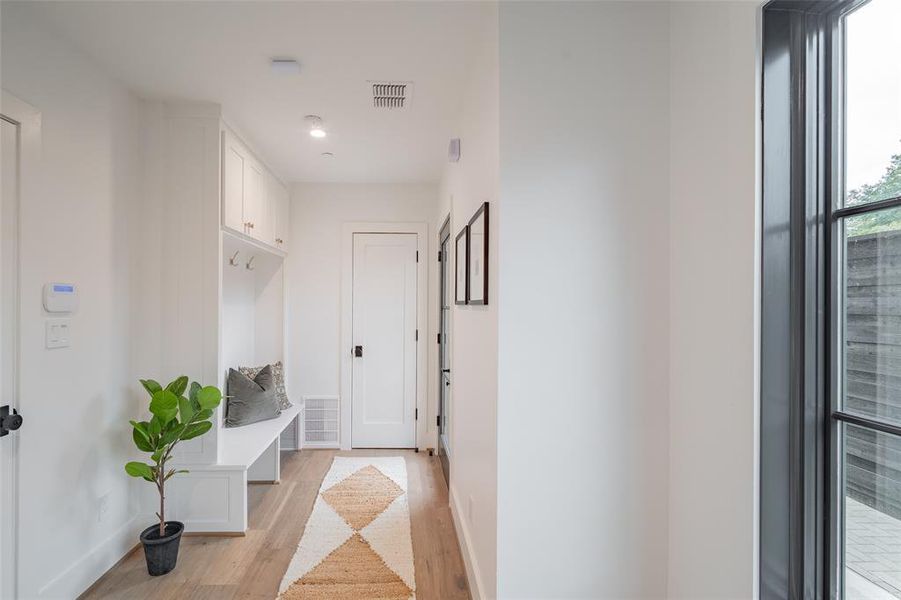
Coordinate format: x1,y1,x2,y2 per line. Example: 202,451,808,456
0,405,23,437
354,345,363,357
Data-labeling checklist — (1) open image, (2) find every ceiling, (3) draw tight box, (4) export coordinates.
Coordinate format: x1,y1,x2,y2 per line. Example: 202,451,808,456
23,1,492,183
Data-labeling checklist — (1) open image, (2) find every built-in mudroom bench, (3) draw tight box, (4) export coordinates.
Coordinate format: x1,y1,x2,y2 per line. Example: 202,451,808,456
139,101,298,534
219,403,303,483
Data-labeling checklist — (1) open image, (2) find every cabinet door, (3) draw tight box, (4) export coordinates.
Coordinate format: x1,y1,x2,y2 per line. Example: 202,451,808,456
222,132,246,233
260,174,278,248
275,184,290,252
245,160,265,241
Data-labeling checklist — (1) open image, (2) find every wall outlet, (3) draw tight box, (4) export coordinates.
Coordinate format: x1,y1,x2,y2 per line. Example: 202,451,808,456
98,491,110,523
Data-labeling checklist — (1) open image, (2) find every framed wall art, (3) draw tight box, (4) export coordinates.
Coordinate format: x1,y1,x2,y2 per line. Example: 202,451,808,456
455,226,468,305
467,202,489,305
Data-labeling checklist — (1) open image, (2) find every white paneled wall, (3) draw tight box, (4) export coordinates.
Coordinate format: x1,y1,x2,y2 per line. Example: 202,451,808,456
138,104,294,533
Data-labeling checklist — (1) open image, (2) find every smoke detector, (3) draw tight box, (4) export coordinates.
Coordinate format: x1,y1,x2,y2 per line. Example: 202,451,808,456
370,81,412,110
270,58,301,75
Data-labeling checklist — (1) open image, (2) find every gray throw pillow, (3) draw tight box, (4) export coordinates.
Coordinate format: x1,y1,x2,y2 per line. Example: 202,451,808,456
226,365,280,428
238,361,292,410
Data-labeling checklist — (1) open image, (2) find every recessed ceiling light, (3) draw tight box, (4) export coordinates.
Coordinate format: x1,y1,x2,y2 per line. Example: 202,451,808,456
305,114,326,138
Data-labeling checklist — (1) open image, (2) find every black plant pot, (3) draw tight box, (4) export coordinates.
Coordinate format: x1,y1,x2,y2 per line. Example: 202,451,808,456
139,521,184,576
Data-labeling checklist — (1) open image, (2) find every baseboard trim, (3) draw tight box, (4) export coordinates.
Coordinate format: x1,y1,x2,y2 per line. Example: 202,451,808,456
75,542,140,600
449,486,486,600
41,515,143,599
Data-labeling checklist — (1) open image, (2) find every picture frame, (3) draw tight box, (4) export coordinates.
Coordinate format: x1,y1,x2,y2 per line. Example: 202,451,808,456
467,202,489,305
455,226,468,305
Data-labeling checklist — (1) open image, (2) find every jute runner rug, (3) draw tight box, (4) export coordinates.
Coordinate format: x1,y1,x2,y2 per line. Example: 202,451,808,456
277,457,415,599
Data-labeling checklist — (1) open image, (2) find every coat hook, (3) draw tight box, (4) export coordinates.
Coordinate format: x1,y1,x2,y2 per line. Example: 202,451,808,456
246,256,255,271
229,250,240,267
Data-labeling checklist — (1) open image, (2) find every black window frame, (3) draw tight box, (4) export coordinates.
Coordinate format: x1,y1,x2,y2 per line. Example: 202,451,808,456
761,1,901,598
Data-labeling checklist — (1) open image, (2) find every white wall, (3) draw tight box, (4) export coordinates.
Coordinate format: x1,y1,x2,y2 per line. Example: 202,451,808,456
221,236,285,375
436,3,499,597
1,5,145,597
285,182,438,443
222,238,258,372
496,2,671,597
668,2,760,598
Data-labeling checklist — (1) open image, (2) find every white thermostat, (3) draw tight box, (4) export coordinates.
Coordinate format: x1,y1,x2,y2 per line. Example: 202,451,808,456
43,282,78,313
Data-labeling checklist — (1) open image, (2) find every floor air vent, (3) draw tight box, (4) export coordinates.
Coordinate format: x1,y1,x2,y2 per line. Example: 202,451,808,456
303,396,339,448
371,81,411,109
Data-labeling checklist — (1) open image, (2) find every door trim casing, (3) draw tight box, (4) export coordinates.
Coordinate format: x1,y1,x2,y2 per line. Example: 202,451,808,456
340,222,428,450
1,90,41,600
437,214,452,485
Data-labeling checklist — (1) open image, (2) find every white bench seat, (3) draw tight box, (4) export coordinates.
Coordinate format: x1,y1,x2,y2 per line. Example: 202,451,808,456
169,404,302,533
218,403,303,467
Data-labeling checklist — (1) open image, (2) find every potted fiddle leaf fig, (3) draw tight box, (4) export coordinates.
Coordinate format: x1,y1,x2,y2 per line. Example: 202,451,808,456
125,376,222,576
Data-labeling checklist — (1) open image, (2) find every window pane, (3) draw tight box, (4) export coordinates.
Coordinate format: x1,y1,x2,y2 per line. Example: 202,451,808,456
844,0,901,208
843,207,901,427
843,423,901,599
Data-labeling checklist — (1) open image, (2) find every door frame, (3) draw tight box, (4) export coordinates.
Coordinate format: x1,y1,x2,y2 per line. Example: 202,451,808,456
340,222,428,450
437,215,452,484
1,90,41,600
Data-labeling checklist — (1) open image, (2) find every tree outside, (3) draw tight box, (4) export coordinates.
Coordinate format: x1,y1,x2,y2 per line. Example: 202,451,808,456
847,149,901,237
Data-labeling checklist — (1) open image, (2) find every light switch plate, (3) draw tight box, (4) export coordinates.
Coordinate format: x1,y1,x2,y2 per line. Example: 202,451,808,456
45,319,71,349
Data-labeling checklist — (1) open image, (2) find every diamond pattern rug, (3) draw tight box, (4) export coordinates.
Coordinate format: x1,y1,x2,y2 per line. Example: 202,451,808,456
277,457,415,599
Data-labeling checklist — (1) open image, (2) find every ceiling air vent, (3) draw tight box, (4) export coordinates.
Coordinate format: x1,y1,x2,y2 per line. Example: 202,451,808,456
370,81,411,110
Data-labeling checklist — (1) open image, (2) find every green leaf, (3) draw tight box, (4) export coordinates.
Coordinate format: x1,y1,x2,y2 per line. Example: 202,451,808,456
132,428,153,452
149,390,179,423
196,386,222,410
130,420,150,438
193,409,213,423
178,395,195,423
139,379,162,397
166,376,189,397
188,382,202,412
149,416,162,437
130,421,153,452
160,423,184,446
151,449,164,463
125,461,154,480
180,421,212,441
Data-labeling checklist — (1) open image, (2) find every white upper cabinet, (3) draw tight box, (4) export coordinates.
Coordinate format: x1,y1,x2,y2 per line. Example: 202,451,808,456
220,127,288,254
245,159,265,241
272,180,290,252
222,132,247,234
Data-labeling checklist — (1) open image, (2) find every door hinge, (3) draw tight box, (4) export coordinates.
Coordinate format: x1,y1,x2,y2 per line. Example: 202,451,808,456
415,329,419,341
415,408,419,420
437,415,441,427
416,251,419,263
437,333,441,344
438,250,443,262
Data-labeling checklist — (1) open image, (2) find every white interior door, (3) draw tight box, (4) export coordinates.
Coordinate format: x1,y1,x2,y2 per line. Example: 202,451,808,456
1,115,20,600
351,233,417,448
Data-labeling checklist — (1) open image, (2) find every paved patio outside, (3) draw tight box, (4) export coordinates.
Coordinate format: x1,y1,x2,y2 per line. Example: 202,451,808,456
847,497,901,598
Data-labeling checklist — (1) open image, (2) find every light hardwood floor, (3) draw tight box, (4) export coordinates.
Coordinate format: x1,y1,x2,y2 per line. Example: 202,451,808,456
81,449,470,599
